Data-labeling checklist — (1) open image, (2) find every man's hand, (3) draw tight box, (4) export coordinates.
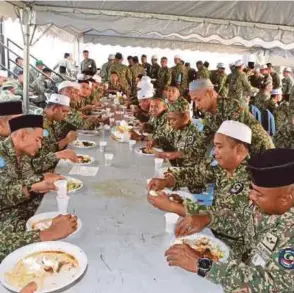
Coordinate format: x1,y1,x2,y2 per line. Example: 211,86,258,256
165,244,199,273
65,131,77,144
147,191,174,211
175,215,211,238
157,151,182,160
55,149,78,162
20,282,37,293
148,178,169,191
40,214,78,241
31,180,57,193
43,173,64,182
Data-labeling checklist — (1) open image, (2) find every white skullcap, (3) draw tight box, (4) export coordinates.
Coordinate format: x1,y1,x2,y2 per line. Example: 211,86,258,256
217,63,225,69
272,88,282,95
0,70,8,77
229,62,235,68
93,74,102,83
58,81,80,92
189,79,214,92
152,55,158,59
47,93,70,107
217,120,252,144
137,83,154,100
108,54,115,60
137,76,152,89
235,60,244,67
284,67,292,73
174,55,181,59
260,65,268,70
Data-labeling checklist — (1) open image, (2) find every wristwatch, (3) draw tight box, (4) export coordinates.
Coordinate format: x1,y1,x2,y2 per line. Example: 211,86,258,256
198,258,213,277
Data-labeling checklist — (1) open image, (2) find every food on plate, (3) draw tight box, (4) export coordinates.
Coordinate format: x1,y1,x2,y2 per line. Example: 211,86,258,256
175,236,224,262
168,193,184,204
73,140,95,148
139,147,157,154
67,180,82,192
5,251,79,289
149,190,159,197
76,155,91,164
32,218,53,231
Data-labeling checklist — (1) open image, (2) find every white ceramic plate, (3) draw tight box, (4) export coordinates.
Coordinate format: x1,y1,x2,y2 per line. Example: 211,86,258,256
29,95,39,100
135,147,163,157
26,212,82,236
172,233,230,263
0,241,87,293
71,140,96,149
77,130,100,136
70,154,95,166
65,176,83,193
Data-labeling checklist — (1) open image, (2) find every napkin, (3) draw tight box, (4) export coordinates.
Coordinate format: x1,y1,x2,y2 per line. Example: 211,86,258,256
69,166,99,176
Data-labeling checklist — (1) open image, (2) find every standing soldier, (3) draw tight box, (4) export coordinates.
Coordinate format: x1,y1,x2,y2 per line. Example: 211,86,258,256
210,63,228,97
228,60,258,107
157,57,171,97
150,55,160,82
267,63,281,89
100,54,114,82
249,66,264,89
141,54,152,77
171,55,188,95
108,52,132,92
130,56,145,98
80,50,97,77
243,61,255,77
196,61,210,79
185,63,196,84
281,67,294,100
260,65,273,88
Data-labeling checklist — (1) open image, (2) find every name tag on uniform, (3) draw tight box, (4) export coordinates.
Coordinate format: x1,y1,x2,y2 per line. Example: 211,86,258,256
251,252,267,267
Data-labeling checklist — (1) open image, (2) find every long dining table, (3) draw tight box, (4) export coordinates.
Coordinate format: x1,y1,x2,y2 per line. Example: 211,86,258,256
1,130,224,293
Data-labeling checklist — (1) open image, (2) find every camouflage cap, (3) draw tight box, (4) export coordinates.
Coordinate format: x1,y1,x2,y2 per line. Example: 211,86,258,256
168,98,190,113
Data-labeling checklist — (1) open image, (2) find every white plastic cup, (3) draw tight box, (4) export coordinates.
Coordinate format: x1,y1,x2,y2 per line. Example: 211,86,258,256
155,158,164,170
56,195,70,214
129,140,136,151
54,180,68,197
99,140,107,152
104,153,114,166
164,213,180,233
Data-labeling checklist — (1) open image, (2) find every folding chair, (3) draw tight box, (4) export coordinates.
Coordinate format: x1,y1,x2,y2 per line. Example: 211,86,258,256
251,105,262,124
266,109,276,136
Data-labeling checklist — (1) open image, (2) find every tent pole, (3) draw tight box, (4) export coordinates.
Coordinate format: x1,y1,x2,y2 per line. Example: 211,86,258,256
77,36,81,67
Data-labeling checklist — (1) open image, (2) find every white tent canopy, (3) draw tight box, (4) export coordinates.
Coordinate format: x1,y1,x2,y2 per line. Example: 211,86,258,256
2,1,294,58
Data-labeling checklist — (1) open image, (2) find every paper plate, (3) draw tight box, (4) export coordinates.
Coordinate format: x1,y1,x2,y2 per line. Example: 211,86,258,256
71,140,96,149
65,176,83,193
172,233,230,263
0,241,88,293
135,147,163,157
77,130,100,136
26,212,82,236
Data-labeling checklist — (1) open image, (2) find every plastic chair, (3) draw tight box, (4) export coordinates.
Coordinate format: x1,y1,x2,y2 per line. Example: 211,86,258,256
266,109,276,136
192,118,204,132
251,105,262,124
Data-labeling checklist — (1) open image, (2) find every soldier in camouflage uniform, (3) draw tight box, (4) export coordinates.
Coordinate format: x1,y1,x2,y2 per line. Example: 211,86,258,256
154,98,206,167
156,57,171,97
29,60,44,85
281,67,294,99
0,115,62,231
189,79,274,155
170,55,188,95
107,53,132,92
0,214,78,262
130,56,145,97
148,121,252,258
165,148,294,293
150,55,160,80
210,63,228,97
252,80,275,112
108,71,130,97
227,60,258,107
248,67,264,89
243,61,255,78
196,61,211,80
273,119,294,148
267,63,281,89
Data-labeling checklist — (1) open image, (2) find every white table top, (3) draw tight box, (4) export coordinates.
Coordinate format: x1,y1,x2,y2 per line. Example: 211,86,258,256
0,132,223,293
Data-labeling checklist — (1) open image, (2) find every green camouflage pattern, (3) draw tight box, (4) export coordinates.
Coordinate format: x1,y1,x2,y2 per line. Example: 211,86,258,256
270,71,281,89
108,62,132,90
170,64,188,95
207,205,294,293
282,76,294,95
156,67,172,96
167,97,189,113
273,122,294,148
274,101,290,131
253,91,275,112
210,71,228,97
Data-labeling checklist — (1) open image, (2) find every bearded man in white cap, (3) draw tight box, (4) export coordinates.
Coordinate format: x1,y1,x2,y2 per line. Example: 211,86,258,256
188,79,274,155
101,54,115,82
210,62,228,97
227,60,258,107
171,55,188,95
148,120,252,258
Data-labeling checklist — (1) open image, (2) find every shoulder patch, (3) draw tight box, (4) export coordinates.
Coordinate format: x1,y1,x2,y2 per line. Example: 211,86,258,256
43,129,49,137
230,182,244,194
0,157,6,168
278,248,294,270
